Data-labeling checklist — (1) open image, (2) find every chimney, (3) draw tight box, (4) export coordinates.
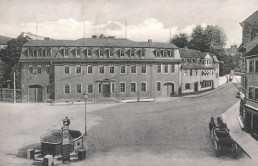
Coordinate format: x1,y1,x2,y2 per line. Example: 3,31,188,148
92,35,97,38
148,39,152,43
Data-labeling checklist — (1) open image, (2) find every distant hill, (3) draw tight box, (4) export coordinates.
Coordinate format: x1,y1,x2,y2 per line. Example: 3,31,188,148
0,35,12,45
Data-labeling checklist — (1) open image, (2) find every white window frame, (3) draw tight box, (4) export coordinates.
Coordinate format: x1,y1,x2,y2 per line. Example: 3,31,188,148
171,64,175,73
76,65,81,74
164,64,168,74
87,83,93,93
157,81,161,91
157,64,162,73
75,49,81,57
109,65,114,74
76,83,82,93
64,65,69,74
99,65,104,74
141,65,147,74
121,65,126,74
87,65,92,74
130,82,137,93
130,65,136,74
141,82,147,92
64,84,70,94
120,82,126,93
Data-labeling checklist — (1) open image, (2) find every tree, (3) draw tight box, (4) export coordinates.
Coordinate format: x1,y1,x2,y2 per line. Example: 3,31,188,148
188,25,227,52
0,35,30,88
170,33,189,48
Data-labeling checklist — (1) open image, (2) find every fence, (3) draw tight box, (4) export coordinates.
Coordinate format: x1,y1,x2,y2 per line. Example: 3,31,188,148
0,88,22,102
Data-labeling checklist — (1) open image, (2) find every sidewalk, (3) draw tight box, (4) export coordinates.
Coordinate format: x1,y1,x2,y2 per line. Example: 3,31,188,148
183,82,232,98
222,101,258,161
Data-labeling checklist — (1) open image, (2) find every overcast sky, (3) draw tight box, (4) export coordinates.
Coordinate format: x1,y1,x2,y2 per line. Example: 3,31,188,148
0,0,257,47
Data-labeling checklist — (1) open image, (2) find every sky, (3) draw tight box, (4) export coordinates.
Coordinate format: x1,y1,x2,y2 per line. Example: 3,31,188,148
0,0,257,47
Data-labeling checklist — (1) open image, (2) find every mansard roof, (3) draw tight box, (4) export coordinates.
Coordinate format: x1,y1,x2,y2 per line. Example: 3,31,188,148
23,38,178,49
179,48,203,58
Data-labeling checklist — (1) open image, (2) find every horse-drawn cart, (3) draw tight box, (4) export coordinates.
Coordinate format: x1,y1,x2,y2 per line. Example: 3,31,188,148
209,117,238,157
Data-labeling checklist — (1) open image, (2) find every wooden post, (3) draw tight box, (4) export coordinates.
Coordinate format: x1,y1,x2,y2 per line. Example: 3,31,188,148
13,71,16,103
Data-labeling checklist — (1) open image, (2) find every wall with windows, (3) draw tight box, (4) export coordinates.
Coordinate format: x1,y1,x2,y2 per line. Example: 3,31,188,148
21,63,52,102
181,68,215,94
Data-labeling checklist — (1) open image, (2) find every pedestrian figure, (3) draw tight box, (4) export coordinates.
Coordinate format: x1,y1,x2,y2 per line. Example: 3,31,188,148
209,117,215,132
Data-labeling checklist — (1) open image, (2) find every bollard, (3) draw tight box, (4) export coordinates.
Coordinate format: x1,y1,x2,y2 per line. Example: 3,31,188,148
43,155,54,166
78,149,86,160
27,149,35,159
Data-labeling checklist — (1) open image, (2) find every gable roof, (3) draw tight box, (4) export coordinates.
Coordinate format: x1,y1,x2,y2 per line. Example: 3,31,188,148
241,35,258,56
23,38,178,49
240,10,258,26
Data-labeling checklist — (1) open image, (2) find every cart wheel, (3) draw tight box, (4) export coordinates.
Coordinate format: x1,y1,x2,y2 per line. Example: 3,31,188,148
213,140,219,157
232,143,238,158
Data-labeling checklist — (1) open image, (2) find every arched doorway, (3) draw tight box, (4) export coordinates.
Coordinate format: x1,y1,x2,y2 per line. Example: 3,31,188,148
28,85,43,102
163,82,174,97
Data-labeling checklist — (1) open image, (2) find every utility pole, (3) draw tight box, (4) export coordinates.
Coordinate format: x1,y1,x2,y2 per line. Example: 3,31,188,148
13,71,16,103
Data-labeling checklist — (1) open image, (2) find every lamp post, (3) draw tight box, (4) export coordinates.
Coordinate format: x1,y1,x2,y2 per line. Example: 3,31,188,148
83,92,88,136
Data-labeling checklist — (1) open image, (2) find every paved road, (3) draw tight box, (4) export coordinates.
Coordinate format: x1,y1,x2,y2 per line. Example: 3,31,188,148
86,83,248,161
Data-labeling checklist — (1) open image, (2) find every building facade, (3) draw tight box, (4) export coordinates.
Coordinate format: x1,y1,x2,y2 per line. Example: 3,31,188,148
179,48,220,95
239,10,258,140
19,38,182,102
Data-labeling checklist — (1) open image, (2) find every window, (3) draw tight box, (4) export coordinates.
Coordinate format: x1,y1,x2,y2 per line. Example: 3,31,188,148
76,65,81,74
131,65,136,74
184,70,188,76
99,49,104,57
164,65,168,73
250,61,254,73
64,84,70,93
112,83,115,93
99,83,101,93
249,87,254,100
107,49,113,57
88,84,93,93
139,50,145,57
121,65,126,74
163,50,167,57
120,49,125,57
110,65,114,73
65,65,69,74
131,83,136,92
255,88,258,101
141,65,146,74
256,61,258,73
130,50,135,57
75,49,80,57
169,50,174,58
157,82,161,91
37,65,41,74
64,49,69,57
120,83,125,92
76,84,81,93
46,65,50,74
86,49,92,57
27,49,33,56
185,83,190,89
99,65,104,74
46,49,51,56
47,85,51,93
171,64,175,73
141,83,146,92
29,65,33,74
192,59,196,63
194,70,197,76
34,49,38,56
157,64,161,73
186,58,191,63
155,50,160,57
190,69,192,76
88,65,92,74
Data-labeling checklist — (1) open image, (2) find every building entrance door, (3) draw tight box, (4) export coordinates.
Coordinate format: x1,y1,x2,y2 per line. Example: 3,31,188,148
103,84,110,97
194,82,198,92
28,85,43,102
163,83,174,97
245,112,252,133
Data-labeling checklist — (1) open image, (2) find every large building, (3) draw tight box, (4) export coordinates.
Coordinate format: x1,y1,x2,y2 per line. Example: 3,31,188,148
239,10,258,140
179,48,219,95
19,37,182,102
19,37,220,103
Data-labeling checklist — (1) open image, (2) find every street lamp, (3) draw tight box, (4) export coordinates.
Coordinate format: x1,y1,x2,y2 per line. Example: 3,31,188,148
83,92,88,136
